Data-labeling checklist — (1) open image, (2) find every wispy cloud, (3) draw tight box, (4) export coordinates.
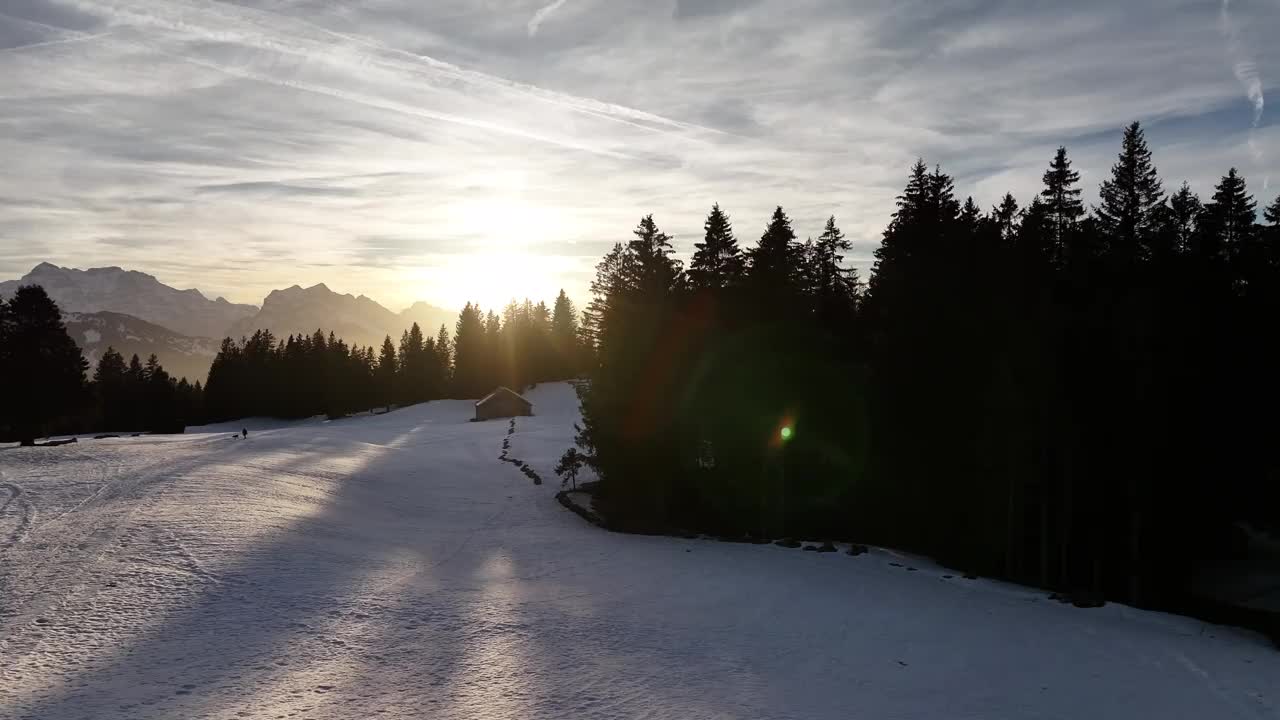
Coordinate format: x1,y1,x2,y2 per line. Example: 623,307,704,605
1220,0,1267,185
1,0,1278,308
528,0,569,37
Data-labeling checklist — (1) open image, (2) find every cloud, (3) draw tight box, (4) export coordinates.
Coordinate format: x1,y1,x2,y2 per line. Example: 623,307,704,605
528,0,569,37
1,0,1278,308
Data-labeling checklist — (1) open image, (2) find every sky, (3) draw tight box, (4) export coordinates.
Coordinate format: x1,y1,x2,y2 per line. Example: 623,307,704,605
1,0,1278,312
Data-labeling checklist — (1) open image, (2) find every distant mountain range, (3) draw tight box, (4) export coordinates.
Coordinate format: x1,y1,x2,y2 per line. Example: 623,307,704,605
2,263,459,383
228,284,457,350
63,311,220,384
0,262,257,339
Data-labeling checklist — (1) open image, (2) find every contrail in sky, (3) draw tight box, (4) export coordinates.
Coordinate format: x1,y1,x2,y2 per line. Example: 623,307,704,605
1220,0,1268,187
528,0,569,37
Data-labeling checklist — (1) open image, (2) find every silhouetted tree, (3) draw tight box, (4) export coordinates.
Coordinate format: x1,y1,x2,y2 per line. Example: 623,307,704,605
1041,146,1084,264
0,286,88,444
1095,122,1164,264
689,203,745,290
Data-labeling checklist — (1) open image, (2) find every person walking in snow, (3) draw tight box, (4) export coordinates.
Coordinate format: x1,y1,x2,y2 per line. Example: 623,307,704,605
241,428,247,439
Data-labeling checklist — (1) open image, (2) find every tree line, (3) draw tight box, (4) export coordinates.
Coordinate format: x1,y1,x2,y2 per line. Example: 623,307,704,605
1,281,586,439
0,285,202,443
201,291,585,422
574,121,1280,612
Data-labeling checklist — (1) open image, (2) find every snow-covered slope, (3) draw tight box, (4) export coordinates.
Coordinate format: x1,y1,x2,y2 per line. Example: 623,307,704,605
0,384,1275,720
0,263,257,339
63,311,219,383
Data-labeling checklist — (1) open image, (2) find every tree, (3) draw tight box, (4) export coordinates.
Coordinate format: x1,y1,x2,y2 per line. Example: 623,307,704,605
1095,122,1165,263
452,303,489,397
992,193,1021,247
688,203,745,290
0,286,88,444
1041,147,1083,263
94,347,129,430
399,323,427,404
376,335,398,408
1264,194,1280,227
746,206,801,293
1166,182,1203,256
551,289,580,378
435,324,451,374
628,215,686,297
555,447,586,491
810,215,860,320
1199,168,1256,262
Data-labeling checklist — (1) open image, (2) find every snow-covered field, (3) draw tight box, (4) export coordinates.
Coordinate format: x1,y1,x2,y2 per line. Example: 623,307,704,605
1,383,1276,720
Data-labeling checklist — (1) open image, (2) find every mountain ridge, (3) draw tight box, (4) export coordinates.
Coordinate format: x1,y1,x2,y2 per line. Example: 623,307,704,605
1,264,460,348
0,263,258,339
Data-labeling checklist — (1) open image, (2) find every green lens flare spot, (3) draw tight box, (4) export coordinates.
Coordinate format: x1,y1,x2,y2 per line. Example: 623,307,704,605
780,426,793,441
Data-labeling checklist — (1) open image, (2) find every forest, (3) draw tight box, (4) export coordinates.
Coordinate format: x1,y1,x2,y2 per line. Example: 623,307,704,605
574,122,1280,612
0,288,584,440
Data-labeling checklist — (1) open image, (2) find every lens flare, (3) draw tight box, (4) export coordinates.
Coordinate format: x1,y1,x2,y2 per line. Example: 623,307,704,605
780,426,793,441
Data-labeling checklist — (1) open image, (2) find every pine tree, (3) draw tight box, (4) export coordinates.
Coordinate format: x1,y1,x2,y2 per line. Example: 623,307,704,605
435,324,451,372
628,215,686,297
1040,147,1084,263
581,243,634,356
1095,122,1165,262
551,289,580,378
452,303,489,397
93,346,128,430
1264,194,1280,227
959,196,983,235
1,286,88,444
688,203,745,290
811,216,859,318
1199,168,1256,261
376,335,398,408
992,193,1021,246
432,324,452,397
1164,182,1203,257
399,323,427,404
746,206,801,293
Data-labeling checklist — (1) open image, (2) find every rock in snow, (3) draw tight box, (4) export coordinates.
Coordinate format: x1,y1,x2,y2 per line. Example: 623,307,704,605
0,383,1275,719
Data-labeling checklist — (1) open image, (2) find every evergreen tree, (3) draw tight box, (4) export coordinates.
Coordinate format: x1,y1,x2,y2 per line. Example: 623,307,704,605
435,324,451,373
581,243,635,355
627,215,686,297
551,289,580,378
746,206,801,293
992,193,1021,247
958,196,983,235
452,303,489,397
1199,168,1256,262
0,286,88,444
94,347,129,430
688,203,745,290
1095,122,1165,262
1166,182,1203,256
432,324,452,397
399,323,428,404
811,215,860,320
1264,194,1280,227
1040,147,1084,263
376,335,398,408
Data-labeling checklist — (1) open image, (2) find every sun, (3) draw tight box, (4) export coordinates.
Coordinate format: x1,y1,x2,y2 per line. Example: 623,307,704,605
414,251,575,314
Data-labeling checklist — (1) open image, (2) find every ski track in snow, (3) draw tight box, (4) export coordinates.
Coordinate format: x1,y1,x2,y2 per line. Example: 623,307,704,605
0,383,1276,720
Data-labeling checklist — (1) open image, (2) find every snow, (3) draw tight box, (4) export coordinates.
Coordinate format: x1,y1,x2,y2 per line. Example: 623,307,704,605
1,382,1276,720
81,329,101,345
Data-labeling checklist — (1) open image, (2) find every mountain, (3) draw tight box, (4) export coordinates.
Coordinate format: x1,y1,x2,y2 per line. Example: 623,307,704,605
63,311,219,383
0,263,257,339
228,284,457,349
398,302,459,339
